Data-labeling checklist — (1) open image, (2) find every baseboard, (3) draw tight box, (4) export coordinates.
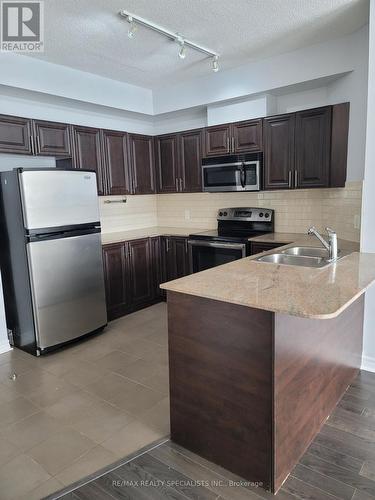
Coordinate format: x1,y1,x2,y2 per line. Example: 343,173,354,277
361,355,375,373
0,342,11,354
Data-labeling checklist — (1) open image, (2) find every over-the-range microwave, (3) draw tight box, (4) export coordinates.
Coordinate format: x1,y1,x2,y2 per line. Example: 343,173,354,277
202,152,262,192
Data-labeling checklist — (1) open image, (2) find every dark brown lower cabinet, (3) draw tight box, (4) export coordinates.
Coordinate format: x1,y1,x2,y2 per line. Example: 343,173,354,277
102,242,129,320
127,238,155,309
102,237,163,321
161,236,190,281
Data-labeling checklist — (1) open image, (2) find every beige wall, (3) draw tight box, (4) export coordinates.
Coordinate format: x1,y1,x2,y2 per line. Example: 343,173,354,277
100,182,362,242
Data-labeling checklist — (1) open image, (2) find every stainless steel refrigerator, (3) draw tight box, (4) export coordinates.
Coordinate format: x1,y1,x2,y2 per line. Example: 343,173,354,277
0,168,107,355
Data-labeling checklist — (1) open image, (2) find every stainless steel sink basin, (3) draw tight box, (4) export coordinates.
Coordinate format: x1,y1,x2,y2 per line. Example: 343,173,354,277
255,253,327,268
281,246,335,258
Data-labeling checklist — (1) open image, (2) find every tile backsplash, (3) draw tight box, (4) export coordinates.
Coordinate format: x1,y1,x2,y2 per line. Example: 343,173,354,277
99,182,362,242
156,181,362,242
99,195,157,233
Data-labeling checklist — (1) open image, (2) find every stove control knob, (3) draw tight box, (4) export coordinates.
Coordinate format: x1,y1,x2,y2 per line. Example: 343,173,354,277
219,211,223,217
259,212,264,217
223,211,228,216
265,213,270,218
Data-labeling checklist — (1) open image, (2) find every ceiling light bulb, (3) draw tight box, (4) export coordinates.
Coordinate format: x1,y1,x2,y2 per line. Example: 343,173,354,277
127,16,136,39
178,41,186,60
212,55,219,72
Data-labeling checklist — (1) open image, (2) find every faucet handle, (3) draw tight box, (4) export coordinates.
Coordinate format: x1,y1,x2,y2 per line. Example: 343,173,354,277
325,227,336,235
307,226,317,234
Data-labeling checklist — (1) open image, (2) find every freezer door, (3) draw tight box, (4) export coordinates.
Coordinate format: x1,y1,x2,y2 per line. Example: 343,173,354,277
19,170,100,230
26,232,107,350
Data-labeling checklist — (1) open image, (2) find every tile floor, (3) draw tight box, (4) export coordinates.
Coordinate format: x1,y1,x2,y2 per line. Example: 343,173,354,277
0,302,170,500
59,370,375,500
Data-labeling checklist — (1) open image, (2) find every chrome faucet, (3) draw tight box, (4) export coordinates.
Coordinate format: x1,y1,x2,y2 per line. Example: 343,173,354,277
307,226,338,261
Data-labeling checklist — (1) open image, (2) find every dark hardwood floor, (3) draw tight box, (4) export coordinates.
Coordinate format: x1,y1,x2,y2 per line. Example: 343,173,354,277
53,370,375,500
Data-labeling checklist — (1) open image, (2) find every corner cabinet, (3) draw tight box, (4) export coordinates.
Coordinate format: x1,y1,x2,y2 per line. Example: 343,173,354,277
102,237,161,321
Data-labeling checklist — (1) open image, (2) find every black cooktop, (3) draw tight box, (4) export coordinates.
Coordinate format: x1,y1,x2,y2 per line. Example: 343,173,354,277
189,229,268,243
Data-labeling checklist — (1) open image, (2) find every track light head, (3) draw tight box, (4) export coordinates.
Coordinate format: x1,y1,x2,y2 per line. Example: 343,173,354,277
176,35,186,60
127,15,136,39
212,55,219,72
178,42,186,59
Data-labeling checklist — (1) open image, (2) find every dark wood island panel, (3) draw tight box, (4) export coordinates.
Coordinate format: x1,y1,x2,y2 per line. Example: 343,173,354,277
273,295,364,491
167,291,364,493
168,291,274,490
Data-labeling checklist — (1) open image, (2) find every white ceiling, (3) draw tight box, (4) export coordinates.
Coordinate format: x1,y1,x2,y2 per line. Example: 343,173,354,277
30,0,369,89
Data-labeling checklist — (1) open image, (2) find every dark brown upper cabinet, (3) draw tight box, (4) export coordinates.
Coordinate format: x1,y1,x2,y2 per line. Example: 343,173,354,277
0,114,33,154
204,124,231,156
156,129,203,193
263,114,295,190
128,134,155,195
294,106,331,189
330,102,350,188
71,126,105,195
127,238,154,308
155,134,179,193
179,129,203,192
232,119,263,152
101,130,131,195
33,120,71,157
205,120,263,156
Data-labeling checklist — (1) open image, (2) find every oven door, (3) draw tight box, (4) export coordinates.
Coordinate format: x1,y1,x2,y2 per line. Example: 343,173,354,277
202,161,260,192
189,240,247,273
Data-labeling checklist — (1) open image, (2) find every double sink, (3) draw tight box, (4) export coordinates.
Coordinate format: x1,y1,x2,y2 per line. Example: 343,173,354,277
256,246,345,268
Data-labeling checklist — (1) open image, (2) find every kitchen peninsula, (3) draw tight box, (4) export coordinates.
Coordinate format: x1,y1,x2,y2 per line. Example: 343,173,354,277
161,236,375,493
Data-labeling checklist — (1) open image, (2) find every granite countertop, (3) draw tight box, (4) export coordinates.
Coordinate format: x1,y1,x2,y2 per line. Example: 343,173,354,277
101,226,208,245
160,234,374,319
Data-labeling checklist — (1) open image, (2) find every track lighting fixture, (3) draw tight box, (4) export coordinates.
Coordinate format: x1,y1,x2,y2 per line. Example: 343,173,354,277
119,10,219,72
212,55,219,72
177,35,186,59
127,15,137,39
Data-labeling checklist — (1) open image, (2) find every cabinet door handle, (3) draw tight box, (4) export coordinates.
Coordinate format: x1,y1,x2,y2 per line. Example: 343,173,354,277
166,238,169,252
288,170,292,188
232,137,235,152
294,170,298,188
179,178,183,191
29,136,35,155
36,136,41,154
175,178,179,192
226,137,230,152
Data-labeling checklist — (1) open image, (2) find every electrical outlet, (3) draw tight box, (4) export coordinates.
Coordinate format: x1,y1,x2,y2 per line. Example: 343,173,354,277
354,214,361,229
184,209,191,220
